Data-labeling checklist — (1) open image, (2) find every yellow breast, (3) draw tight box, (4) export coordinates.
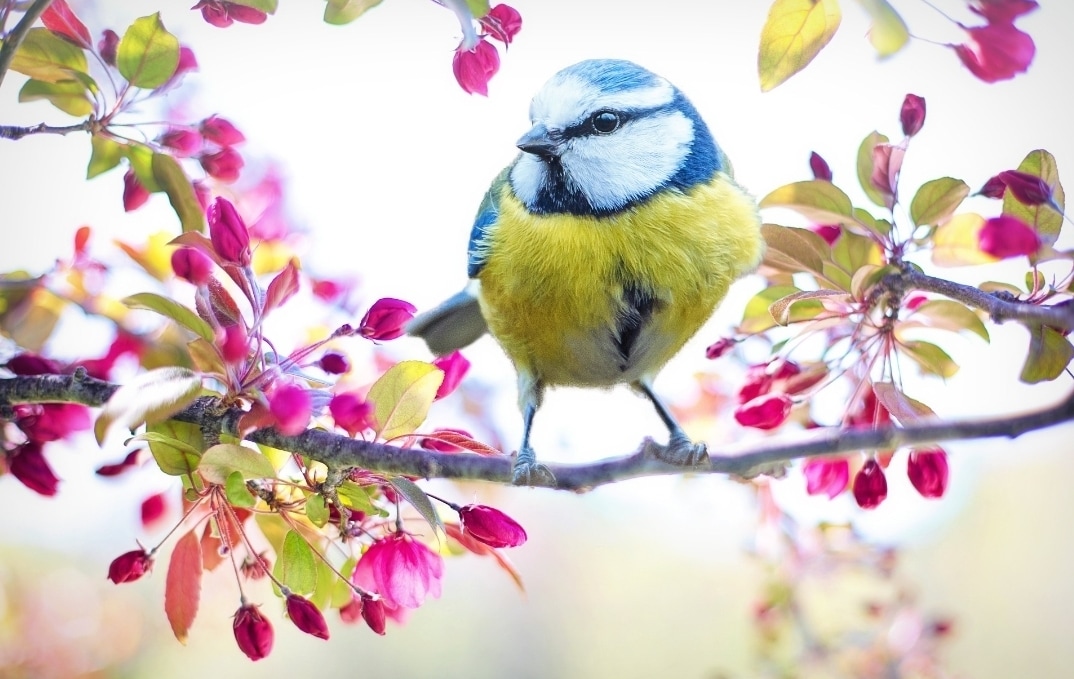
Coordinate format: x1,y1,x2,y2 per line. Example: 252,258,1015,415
477,172,764,387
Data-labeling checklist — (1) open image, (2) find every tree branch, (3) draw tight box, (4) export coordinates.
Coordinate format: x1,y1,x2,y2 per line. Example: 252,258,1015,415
0,120,95,140
0,0,55,90
3,371,1072,491
896,268,1074,331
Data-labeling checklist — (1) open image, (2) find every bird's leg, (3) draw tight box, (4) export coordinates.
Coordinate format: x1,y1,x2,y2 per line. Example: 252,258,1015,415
512,379,556,486
635,380,708,466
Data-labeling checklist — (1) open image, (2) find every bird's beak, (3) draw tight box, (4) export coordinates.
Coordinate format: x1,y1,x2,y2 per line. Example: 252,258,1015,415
516,123,560,159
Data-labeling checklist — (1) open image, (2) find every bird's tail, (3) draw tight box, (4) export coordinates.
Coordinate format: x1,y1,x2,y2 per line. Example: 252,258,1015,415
405,284,488,356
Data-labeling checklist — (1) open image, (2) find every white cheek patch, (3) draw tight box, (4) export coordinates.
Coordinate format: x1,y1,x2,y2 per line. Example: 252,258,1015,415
565,110,694,212
509,155,547,208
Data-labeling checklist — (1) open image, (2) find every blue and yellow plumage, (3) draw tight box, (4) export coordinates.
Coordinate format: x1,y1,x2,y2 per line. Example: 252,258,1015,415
408,59,764,484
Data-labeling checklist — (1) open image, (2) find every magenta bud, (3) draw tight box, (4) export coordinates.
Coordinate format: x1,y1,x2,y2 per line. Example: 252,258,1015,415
907,448,949,498
171,246,214,285
329,393,373,437
458,504,528,548
361,595,387,635
285,594,330,640
159,128,202,156
233,603,274,661
803,457,850,499
809,151,833,181
107,548,153,584
269,384,312,436
358,297,416,341
852,459,888,509
318,352,350,375
734,393,793,430
207,197,251,266
480,4,523,45
98,29,119,66
997,170,1054,206
199,147,244,183
705,338,734,360
122,169,150,212
978,215,1040,259
432,351,470,399
8,443,60,496
452,37,500,96
899,93,926,137
200,115,246,146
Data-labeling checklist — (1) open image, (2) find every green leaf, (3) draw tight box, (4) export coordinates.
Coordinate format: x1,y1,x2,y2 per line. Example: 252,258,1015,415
274,530,317,595
94,367,202,444
9,27,88,83
910,177,969,227
88,134,123,178
199,444,275,484
133,423,203,475
830,230,883,277
152,153,206,233
305,493,329,527
855,0,908,57
1020,325,1074,384
336,481,381,516
760,224,831,278
769,289,847,325
758,0,842,92
1003,149,1065,248
18,78,92,116
759,180,855,225
324,0,383,24
165,529,203,644
124,142,161,192
857,131,890,208
117,13,179,89
900,340,959,378
463,0,491,18
225,471,257,507
310,557,339,610
741,285,800,333
389,476,444,535
931,212,996,267
367,361,444,440
910,300,989,341
123,292,215,342
872,382,935,424
231,0,278,12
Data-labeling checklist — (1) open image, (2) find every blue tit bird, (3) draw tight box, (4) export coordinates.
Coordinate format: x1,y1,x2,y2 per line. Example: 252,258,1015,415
407,59,765,485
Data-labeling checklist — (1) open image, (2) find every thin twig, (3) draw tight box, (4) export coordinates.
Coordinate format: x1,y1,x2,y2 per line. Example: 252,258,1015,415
0,0,55,90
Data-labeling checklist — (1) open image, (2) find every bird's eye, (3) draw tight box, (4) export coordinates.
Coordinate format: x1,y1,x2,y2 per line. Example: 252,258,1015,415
590,110,620,135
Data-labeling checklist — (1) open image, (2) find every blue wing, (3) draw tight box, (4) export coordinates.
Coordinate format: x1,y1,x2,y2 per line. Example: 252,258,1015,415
467,167,510,278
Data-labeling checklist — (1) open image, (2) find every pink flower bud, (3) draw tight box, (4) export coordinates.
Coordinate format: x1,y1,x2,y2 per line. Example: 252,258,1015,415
141,491,168,527
96,449,141,477
852,459,888,509
734,393,793,430
159,128,202,156
285,594,330,640
978,215,1040,259
329,393,373,437
171,246,214,285
458,504,527,548
973,0,1039,24
803,457,849,499
480,4,522,44
899,93,926,137
199,147,244,183
870,143,902,208
98,29,119,66
227,2,268,25
41,0,92,49
173,46,198,79
107,548,153,584
452,37,500,96
907,448,949,498
207,197,251,266
809,151,832,181
8,443,60,496
233,603,274,661
433,351,470,399
122,169,150,212
904,293,928,311
200,115,246,146
705,338,734,359
951,22,1034,83
269,384,312,436
358,297,416,341
5,352,64,375
194,0,232,27
977,174,1008,199
318,352,349,375
361,595,387,635
15,403,90,443
217,323,249,364
811,224,842,245
997,170,1053,206
339,596,363,624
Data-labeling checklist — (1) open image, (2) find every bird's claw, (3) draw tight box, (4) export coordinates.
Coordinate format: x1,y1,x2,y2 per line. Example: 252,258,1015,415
511,447,556,486
653,432,708,467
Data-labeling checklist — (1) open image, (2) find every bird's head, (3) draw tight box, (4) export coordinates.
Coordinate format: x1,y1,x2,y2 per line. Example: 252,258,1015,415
509,59,722,216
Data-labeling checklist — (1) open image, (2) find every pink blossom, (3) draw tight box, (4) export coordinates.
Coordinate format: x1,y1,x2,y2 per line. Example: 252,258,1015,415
194,1,267,28
972,0,1039,25
453,37,500,96
432,351,470,399
122,169,149,212
803,457,850,499
907,448,949,498
358,298,416,341
96,449,142,477
360,595,387,635
329,393,373,436
852,459,888,509
990,170,1054,206
15,403,90,444
952,23,1034,83
354,533,443,609
734,393,793,430
458,504,527,548
978,215,1040,259
480,4,522,44
269,384,312,436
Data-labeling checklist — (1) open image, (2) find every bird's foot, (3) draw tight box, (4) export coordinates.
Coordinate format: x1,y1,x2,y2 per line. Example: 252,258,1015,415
653,431,709,467
511,447,556,486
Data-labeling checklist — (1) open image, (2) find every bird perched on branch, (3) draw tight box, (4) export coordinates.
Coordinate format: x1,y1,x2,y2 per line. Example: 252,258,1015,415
408,59,764,485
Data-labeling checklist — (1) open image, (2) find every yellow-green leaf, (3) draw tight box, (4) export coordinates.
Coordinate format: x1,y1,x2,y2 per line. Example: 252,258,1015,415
88,134,123,178
742,285,800,333
390,476,444,534
274,530,317,595
336,481,381,516
123,292,214,342
758,0,842,92
910,177,969,227
132,424,203,475
323,0,383,24
367,360,444,440
124,142,161,192
117,13,179,89
305,493,329,527
931,213,996,267
199,444,275,484
18,78,93,116
855,0,908,57
900,340,959,378
872,382,935,424
909,300,989,342
94,367,202,444
760,179,855,225
232,0,277,12
857,131,890,208
1020,325,1074,384
769,289,847,325
9,27,88,83
760,223,831,278
152,153,206,233
1003,149,1065,247
224,470,257,507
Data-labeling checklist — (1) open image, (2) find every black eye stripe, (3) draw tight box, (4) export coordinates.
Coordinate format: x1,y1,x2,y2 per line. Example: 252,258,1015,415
559,103,673,140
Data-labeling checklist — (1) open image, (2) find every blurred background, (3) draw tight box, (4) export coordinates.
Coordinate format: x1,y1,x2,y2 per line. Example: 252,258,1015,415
2,1,1073,677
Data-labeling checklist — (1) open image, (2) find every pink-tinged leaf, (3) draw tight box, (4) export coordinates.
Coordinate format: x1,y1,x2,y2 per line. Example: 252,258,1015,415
263,259,300,315
117,13,180,89
94,367,202,444
758,224,830,279
41,0,93,49
871,382,936,425
905,299,989,341
758,0,841,92
419,428,500,455
165,529,203,644
768,289,847,326
856,131,891,208
759,180,855,226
